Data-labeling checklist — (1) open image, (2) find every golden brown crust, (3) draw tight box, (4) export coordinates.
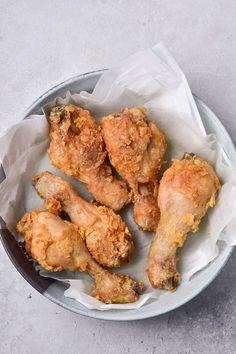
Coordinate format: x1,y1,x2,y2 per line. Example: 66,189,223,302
16,210,143,304
16,210,82,271
48,105,129,211
44,197,62,215
101,107,167,231
33,171,134,268
48,105,106,177
147,154,220,291
91,271,144,304
84,205,134,267
102,108,166,185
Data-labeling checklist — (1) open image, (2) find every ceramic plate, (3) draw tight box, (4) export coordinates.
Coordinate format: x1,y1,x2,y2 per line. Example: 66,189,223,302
1,70,235,321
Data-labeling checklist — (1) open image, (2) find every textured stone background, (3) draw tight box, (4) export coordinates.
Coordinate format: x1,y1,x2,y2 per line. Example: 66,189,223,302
0,1,236,353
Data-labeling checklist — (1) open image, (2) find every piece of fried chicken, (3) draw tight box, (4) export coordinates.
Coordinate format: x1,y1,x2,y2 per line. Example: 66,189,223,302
48,105,129,211
16,210,143,304
33,171,133,268
147,153,220,291
101,107,167,231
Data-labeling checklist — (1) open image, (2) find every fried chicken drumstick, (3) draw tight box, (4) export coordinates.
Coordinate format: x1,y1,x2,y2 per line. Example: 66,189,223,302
147,153,220,291
101,107,167,231
16,210,143,304
48,105,129,211
33,171,133,268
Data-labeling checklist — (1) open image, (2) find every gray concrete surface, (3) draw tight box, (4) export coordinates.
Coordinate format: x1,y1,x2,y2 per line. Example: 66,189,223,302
1,1,236,353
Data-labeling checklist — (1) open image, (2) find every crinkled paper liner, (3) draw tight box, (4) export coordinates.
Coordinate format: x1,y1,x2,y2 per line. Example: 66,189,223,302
1,43,236,310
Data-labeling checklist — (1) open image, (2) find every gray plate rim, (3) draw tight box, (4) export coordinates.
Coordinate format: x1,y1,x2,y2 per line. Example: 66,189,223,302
0,69,235,321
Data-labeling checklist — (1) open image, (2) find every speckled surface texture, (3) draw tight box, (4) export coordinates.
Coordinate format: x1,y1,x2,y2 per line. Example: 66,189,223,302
1,1,236,353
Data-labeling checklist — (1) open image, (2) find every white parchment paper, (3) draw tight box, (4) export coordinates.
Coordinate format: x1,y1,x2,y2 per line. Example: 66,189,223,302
1,43,236,311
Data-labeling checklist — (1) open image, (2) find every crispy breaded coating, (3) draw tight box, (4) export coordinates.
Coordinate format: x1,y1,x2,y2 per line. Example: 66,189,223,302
48,105,129,211
17,210,143,304
147,153,220,291
33,171,133,268
101,107,167,231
